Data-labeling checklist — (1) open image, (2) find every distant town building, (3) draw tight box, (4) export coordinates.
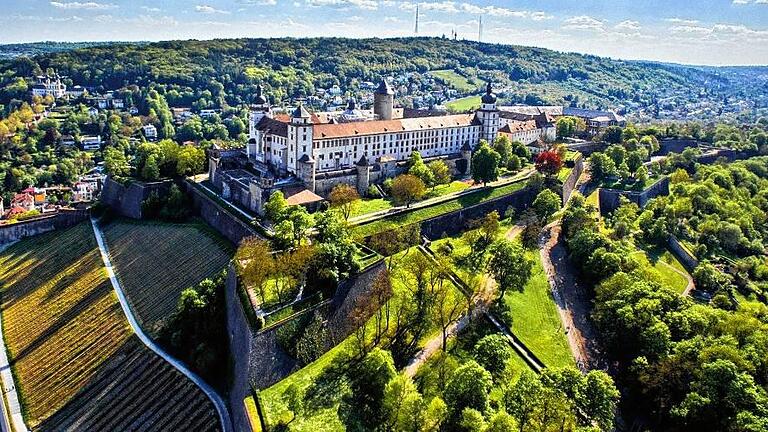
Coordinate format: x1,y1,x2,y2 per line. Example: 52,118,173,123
80,135,102,151
60,135,76,147
142,124,158,141
31,74,66,99
200,109,218,119
66,85,86,98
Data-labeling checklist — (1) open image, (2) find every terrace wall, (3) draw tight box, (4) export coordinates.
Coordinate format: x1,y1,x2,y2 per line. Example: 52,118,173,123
229,260,388,390
659,139,701,155
183,181,261,245
668,235,699,272
100,177,173,219
561,154,584,205
0,209,89,244
598,176,670,216
419,186,538,240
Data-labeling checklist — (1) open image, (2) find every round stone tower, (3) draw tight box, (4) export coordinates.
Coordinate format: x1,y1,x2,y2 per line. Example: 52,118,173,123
373,78,394,121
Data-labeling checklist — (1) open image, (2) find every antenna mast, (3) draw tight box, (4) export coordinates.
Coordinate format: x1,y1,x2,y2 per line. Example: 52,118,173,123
479,15,483,42
415,5,420,36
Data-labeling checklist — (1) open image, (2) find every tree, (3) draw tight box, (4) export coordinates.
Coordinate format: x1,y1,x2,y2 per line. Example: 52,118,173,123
328,183,360,220
533,189,561,221
487,240,533,299
235,237,274,305
409,152,436,187
383,374,423,431
493,134,513,167
141,154,160,180
459,408,486,432
582,370,620,431
487,411,518,432
432,268,464,351
391,174,426,207
589,152,617,181
603,125,623,144
535,150,563,177
693,263,729,293
505,371,544,432
346,348,397,428
264,190,288,222
471,140,501,186
444,360,493,417
428,160,451,186
473,334,513,378
627,151,644,173
176,145,206,176
104,147,129,177
606,144,626,167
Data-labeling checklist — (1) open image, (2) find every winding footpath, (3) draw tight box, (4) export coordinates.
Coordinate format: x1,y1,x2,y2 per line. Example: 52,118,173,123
90,218,233,432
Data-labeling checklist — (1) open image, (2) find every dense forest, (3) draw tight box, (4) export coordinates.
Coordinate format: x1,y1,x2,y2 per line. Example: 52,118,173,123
0,37,763,113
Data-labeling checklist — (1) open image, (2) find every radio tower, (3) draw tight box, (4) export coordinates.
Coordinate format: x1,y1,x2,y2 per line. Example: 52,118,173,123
415,5,420,36
478,15,483,42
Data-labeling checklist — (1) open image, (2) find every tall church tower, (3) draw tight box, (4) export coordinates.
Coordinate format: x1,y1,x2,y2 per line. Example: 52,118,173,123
248,84,271,160
373,78,394,121
476,82,500,143
287,103,313,174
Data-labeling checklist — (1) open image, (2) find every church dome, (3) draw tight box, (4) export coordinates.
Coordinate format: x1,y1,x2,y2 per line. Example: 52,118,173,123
254,84,268,105
481,82,497,104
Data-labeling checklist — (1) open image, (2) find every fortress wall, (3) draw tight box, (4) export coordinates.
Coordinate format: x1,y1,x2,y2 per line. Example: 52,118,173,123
0,209,89,245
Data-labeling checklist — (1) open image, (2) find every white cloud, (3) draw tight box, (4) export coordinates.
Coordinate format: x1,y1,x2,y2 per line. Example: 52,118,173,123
530,12,554,21
665,17,699,25
615,20,640,31
239,0,278,4
50,1,117,10
195,5,231,14
563,15,604,31
305,0,379,10
141,6,160,13
733,0,768,4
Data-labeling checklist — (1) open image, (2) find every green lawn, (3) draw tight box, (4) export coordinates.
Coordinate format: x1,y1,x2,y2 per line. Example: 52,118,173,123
445,96,482,112
501,249,575,369
353,179,526,238
430,69,478,93
430,224,573,369
631,247,690,294
351,181,470,219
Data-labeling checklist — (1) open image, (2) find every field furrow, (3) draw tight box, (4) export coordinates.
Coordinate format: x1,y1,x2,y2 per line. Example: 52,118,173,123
0,223,221,431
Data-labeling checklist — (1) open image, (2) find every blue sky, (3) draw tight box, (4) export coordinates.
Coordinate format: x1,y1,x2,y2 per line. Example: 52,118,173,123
2,1,768,65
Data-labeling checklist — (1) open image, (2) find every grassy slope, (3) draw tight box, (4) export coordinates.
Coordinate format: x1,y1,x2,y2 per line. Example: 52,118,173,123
102,220,234,336
431,226,573,369
445,95,482,112
631,248,690,294
353,179,526,238
0,223,220,431
351,181,470,219
502,249,575,369
430,69,478,93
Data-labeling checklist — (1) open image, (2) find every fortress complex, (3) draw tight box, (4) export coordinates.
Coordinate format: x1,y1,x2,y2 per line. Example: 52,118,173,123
209,80,555,216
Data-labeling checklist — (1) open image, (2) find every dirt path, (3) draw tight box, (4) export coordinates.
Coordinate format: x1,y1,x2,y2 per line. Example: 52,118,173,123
403,310,477,378
539,223,605,372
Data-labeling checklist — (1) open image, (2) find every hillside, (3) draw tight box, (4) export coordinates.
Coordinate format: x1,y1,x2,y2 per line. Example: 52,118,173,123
0,37,764,116
0,223,221,431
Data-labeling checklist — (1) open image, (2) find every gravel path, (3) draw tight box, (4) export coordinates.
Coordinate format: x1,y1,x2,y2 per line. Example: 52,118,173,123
539,222,605,372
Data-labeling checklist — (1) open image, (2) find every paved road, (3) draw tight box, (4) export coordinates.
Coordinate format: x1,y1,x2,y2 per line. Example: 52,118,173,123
90,218,233,432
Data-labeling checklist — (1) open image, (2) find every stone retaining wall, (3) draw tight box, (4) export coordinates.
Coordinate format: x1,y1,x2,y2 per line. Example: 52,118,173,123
0,209,89,244
668,235,699,272
598,176,670,216
100,177,174,219
419,186,537,240
228,260,388,390
184,181,261,245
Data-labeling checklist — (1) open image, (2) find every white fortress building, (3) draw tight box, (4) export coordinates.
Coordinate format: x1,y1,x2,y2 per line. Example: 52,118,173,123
31,74,66,99
209,80,553,215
